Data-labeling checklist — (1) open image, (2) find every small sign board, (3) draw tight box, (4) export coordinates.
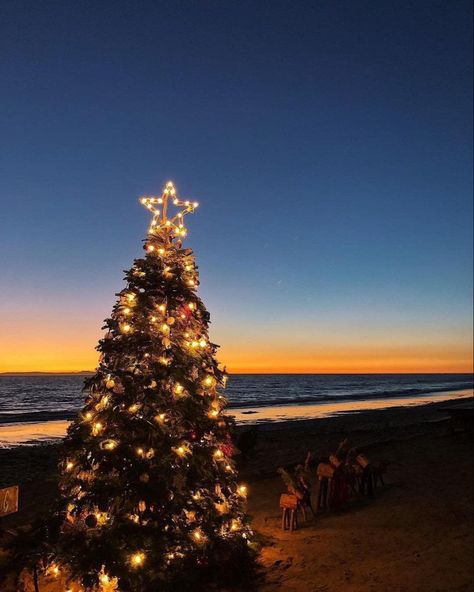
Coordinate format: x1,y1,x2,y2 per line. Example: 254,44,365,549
0,485,19,517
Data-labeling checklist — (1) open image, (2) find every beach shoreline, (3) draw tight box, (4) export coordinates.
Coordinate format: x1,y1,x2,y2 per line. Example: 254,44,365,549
0,387,472,447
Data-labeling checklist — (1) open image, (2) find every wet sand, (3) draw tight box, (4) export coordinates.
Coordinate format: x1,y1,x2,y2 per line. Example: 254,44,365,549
1,388,472,446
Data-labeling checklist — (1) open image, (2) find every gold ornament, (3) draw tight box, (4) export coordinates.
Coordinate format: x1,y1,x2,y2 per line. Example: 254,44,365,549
98,566,119,592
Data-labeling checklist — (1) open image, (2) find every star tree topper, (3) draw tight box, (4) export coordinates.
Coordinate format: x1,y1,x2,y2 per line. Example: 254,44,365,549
140,181,199,238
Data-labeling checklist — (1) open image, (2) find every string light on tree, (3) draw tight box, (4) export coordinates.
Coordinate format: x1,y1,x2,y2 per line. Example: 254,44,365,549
140,181,198,237
39,181,254,592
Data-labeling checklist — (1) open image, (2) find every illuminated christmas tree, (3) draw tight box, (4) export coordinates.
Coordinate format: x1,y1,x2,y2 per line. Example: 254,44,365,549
46,182,253,591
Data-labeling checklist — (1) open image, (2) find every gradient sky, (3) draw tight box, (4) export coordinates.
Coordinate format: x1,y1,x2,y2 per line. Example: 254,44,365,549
1,1,472,373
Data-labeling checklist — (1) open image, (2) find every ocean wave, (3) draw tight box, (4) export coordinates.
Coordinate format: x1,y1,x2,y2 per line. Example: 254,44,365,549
0,383,472,425
226,383,473,408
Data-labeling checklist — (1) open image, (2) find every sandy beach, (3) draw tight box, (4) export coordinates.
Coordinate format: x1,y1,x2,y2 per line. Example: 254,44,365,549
1,397,473,591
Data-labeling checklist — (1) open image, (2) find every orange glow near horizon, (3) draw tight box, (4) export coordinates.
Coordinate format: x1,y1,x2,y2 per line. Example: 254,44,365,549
1,302,473,374
0,328,472,374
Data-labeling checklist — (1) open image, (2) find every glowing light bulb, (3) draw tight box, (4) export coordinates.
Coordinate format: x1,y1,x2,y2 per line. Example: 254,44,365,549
188,302,195,310
122,324,131,333
193,201,199,207
237,485,248,497
85,411,92,420
128,404,139,413
66,461,74,471
146,245,155,252
231,519,240,531
158,248,165,255
127,293,136,302
161,323,170,333
104,440,117,450
123,307,131,315
92,422,103,435
150,316,157,322
136,447,144,456
176,446,186,457
158,304,166,312
203,376,214,387
131,552,145,567
214,449,224,460
188,279,195,286
155,413,166,423
199,339,207,348
174,383,184,395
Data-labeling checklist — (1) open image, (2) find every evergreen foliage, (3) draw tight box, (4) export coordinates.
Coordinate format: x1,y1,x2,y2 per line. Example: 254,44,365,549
44,185,253,591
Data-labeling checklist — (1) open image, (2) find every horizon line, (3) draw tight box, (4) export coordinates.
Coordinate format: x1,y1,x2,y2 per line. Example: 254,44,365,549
1,370,473,376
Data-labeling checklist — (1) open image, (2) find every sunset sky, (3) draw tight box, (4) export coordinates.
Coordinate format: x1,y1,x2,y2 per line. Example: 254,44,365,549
1,1,472,374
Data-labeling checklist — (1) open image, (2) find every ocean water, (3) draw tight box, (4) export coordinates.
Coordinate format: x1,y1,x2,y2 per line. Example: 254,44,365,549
0,373,472,425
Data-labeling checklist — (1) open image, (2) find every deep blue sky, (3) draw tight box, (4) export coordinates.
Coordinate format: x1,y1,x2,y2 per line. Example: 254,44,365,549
0,1,472,372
